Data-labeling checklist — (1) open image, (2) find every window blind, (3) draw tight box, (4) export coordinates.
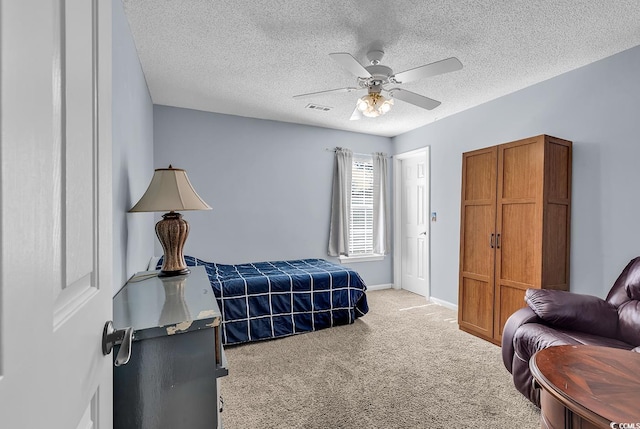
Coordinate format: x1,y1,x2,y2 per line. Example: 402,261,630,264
350,158,374,255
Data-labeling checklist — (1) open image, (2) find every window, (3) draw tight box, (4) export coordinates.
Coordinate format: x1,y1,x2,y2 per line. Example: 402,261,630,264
349,157,374,255
328,148,388,262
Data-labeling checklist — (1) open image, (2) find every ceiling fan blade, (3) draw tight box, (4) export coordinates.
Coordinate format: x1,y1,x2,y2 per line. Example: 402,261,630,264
329,53,372,78
349,106,362,121
393,57,462,83
390,89,441,110
293,87,358,99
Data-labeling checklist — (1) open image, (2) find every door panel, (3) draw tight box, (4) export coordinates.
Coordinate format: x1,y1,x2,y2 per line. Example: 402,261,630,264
458,147,497,337
462,205,494,276
500,143,540,199
54,0,100,327
494,139,543,342
463,151,495,201
417,236,426,280
495,285,527,337
460,278,493,335
403,236,415,276
498,203,536,285
0,0,113,427
64,0,96,284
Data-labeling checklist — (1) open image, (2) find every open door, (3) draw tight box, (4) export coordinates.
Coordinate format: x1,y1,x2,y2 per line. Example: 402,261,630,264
393,148,430,297
0,0,113,427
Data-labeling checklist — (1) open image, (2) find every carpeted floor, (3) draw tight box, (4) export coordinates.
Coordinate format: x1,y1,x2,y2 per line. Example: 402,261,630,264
219,289,539,429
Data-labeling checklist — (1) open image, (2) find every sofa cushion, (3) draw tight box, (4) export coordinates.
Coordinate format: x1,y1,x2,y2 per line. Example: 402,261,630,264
617,300,640,346
510,323,580,406
513,324,634,367
525,289,618,338
501,307,541,373
627,273,640,300
607,257,640,307
513,323,580,364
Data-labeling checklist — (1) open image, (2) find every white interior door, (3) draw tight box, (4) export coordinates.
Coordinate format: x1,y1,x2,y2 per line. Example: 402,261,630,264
398,150,430,296
0,0,113,428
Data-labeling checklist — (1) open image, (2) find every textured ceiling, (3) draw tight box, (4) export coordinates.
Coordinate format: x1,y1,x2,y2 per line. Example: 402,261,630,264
122,0,640,137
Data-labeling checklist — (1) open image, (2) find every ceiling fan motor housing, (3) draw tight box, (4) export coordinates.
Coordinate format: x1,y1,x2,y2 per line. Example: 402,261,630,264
361,64,393,89
366,49,385,65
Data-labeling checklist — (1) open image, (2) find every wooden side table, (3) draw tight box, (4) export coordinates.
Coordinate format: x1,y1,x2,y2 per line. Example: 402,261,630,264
530,345,640,429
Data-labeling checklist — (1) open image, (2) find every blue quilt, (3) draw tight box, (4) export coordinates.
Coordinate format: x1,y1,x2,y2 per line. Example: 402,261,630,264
157,256,369,345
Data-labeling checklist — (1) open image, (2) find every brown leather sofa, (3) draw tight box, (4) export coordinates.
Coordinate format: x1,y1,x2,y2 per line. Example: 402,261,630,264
502,256,640,406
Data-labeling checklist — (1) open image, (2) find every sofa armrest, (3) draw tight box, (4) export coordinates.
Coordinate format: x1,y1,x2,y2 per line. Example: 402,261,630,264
525,289,619,338
501,307,541,373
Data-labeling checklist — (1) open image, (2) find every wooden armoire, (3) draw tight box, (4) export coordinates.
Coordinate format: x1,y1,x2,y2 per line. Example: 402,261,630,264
458,134,572,345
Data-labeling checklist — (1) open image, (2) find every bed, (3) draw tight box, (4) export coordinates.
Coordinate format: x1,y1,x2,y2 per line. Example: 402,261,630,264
156,256,369,345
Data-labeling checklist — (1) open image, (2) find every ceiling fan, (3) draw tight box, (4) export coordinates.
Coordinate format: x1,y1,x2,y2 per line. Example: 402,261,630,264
293,50,462,120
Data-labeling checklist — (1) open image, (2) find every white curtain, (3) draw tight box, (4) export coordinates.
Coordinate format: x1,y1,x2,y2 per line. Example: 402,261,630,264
373,152,389,255
328,148,352,256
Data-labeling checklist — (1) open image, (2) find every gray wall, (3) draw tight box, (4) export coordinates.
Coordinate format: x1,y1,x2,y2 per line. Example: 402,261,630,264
112,0,155,293
153,106,393,286
114,9,639,301
394,45,640,304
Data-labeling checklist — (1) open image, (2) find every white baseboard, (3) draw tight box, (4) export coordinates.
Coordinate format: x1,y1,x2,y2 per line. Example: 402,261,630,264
429,296,458,311
367,283,393,291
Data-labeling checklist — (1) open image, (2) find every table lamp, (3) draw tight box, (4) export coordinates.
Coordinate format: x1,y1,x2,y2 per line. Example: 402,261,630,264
129,165,211,277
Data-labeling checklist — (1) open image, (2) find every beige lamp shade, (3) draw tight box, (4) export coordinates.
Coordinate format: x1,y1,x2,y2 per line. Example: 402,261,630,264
129,166,211,277
129,166,211,213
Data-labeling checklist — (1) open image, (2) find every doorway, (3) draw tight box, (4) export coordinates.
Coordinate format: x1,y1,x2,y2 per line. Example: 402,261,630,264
393,147,430,297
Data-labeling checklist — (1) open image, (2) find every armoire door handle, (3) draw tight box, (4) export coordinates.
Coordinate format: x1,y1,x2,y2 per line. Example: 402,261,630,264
496,233,501,249
490,233,495,249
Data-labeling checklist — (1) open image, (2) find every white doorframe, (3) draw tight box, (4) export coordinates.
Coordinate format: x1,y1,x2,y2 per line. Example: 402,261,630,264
393,147,431,296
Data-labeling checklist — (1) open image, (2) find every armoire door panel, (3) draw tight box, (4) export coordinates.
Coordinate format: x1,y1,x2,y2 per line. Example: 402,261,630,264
460,277,493,334
498,203,537,285
463,150,496,201
500,142,542,200
495,284,527,338
462,205,494,276
459,146,497,338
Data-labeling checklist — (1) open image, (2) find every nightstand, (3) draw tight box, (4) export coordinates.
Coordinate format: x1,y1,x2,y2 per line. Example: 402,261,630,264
113,265,227,428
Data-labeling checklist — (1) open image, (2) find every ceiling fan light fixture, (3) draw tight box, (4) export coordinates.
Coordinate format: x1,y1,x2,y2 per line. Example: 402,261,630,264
296,50,460,120
357,93,394,118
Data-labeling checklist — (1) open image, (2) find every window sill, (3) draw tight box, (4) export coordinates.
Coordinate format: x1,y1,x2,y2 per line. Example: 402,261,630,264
339,254,385,264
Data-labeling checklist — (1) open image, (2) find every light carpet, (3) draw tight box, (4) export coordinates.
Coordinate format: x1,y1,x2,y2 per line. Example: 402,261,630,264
219,289,539,428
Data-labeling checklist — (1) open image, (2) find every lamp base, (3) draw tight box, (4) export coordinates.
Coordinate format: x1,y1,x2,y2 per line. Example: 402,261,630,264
158,268,191,278
156,211,190,277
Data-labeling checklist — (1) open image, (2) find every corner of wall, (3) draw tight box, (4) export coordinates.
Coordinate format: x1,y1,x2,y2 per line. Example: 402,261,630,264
112,0,156,294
